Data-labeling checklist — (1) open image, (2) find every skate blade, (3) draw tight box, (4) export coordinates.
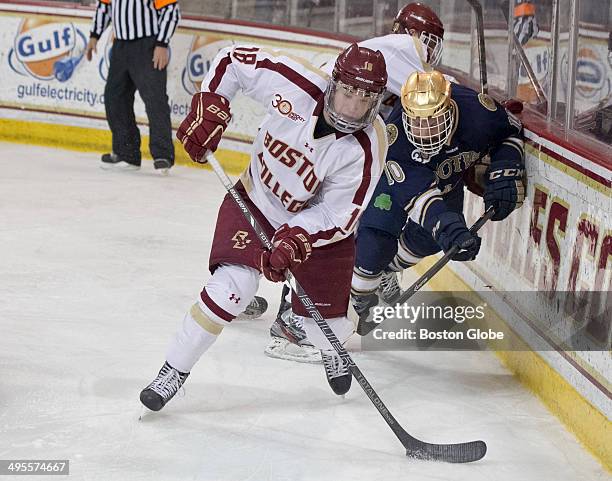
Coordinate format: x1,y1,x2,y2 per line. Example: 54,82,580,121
264,338,322,364
138,405,155,421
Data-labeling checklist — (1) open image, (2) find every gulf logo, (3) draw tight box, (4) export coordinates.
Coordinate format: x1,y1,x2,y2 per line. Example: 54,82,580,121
575,47,609,100
8,18,87,82
561,46,610,101
181,36,234,95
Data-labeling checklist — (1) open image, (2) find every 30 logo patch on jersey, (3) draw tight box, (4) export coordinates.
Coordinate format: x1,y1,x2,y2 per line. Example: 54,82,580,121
272,94,305,122
386,124,399,146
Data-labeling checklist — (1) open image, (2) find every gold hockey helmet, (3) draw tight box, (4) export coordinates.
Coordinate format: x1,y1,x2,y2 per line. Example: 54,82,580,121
400,71,454,158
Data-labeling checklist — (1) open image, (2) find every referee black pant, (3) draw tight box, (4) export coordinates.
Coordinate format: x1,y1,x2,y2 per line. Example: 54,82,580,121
104,36,174,166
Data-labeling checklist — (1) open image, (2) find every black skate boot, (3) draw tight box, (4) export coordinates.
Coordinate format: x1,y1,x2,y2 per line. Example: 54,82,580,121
153,158,173,174
100,153,140,171
353,292,380,336
321,350,351,395
140,361,189,411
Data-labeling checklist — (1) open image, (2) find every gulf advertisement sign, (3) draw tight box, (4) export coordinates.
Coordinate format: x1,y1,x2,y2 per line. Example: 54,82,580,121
181,35,234,94
8,18,88,82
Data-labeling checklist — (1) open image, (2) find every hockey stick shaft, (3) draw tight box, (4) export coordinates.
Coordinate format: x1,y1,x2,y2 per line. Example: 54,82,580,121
206,153,486,463
466,0,488,94
206,154,403,430
394,207,495,306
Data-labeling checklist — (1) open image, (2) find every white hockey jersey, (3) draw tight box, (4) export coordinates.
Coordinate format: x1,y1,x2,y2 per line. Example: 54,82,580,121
322,34,455,118
200,45,387,247
322,34,427,118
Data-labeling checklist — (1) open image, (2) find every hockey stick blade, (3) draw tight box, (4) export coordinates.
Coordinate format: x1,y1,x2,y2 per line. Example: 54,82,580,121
402,435,487,463
352,368,487,463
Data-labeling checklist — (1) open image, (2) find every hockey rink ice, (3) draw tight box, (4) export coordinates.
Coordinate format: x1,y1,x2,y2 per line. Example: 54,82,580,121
1,142,608,481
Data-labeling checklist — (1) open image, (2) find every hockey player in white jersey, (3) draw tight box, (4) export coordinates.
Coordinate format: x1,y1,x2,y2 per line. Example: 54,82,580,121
260,2,448,363
339,1,445,119
139,43,388,410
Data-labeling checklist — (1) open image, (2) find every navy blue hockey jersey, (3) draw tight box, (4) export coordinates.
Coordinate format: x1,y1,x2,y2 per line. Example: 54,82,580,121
361,83,524,236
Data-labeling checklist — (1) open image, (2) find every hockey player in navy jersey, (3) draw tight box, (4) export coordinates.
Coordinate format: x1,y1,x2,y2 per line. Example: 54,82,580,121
352,70,526,335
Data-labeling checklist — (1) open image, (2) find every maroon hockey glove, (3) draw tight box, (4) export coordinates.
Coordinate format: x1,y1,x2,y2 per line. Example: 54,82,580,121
176,92,231,163
255,225,313,282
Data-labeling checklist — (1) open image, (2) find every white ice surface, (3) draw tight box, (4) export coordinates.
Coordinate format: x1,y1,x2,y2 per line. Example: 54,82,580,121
0,142,607,481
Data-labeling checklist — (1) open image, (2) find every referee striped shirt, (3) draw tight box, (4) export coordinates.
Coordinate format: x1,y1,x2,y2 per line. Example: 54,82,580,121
90,0,181,47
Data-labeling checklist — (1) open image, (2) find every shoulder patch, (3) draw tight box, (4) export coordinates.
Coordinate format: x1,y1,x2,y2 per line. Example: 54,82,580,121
478,93,497,112
386,124,399,146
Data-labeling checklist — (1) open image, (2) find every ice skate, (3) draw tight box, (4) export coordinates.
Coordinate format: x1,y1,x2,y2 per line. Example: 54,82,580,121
140,361,189,412
353,292,380,336
321,349,351,396
264,308,322,363
378,270,401,305
235,295,269,320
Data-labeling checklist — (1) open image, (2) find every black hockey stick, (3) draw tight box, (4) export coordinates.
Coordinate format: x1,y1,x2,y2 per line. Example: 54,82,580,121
207,153,487,463
393,207,495,307
465,0,488,95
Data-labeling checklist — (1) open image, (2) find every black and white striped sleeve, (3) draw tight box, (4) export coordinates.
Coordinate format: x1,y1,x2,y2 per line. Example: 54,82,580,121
154,0,181,46
90,0,111,39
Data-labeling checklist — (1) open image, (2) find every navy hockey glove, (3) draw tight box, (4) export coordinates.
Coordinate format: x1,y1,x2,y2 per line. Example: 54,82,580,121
484,160,525,221
431,212,481,262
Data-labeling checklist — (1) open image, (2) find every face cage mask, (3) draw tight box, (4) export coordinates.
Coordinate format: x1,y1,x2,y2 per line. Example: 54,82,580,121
402,106,454,158
419,31,443,66
324,80,384,133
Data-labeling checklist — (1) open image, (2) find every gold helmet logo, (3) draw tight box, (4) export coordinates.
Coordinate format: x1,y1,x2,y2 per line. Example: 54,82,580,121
400,70,455,157
400,71,451,118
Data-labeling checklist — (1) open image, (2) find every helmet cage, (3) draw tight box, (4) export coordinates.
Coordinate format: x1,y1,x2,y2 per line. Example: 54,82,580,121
402,104,454,157
419,30,444,66
324,79,384,133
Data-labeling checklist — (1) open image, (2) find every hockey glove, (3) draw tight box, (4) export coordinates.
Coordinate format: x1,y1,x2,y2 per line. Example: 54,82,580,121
255,225,312,282
484,160,525,221
176,92,231,163
431,212,481,262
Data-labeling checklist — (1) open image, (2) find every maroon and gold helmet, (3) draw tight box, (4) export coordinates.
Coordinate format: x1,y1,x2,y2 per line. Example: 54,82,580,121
392,3,444,66
324,43,387,133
